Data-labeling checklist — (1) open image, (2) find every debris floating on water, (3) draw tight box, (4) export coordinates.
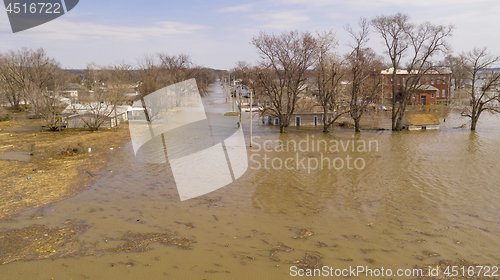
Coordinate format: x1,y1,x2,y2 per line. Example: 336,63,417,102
294,228,314,239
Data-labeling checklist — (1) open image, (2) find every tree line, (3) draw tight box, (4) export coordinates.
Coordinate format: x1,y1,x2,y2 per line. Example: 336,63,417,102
1,12,499,132
230,13,500,132
0,49,216,130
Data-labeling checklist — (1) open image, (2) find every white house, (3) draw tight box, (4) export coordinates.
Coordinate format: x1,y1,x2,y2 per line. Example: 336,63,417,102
61,103,132,128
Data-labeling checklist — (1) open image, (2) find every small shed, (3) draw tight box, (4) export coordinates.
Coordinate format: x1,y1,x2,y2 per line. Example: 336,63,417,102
402,114,440,130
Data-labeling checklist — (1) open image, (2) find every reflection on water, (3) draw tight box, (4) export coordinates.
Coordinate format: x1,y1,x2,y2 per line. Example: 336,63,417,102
1,85,500,279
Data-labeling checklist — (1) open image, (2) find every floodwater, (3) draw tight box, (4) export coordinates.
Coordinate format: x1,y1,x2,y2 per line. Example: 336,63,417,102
1,85,500,279
0,151,31,161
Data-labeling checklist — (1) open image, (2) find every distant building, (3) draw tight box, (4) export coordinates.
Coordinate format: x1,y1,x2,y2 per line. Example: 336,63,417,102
402,113,440,130
61,83,86,103
265,98,333,127
61,104,131,128
381,68,452,105
123,91,141,105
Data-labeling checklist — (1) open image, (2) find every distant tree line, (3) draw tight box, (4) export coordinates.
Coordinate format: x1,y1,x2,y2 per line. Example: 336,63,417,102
0,49,217,130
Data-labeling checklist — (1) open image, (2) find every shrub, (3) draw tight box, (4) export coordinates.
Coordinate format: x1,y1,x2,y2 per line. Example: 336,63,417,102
0,107,9,121
59,142,88,155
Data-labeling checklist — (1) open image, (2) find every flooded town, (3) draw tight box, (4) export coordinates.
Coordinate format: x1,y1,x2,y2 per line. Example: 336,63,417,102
1,2,500,280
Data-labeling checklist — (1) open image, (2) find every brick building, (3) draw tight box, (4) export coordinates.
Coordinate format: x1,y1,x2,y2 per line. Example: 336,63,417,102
381,68,452,105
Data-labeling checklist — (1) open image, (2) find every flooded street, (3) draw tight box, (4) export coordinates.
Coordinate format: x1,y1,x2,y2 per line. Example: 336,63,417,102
1,84,500,279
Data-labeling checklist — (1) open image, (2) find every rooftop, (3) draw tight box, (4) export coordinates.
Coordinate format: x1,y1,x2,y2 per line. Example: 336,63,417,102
381,68,452,75
294,98,323,114
405,113,440,126
416,85,439,91
62,104,132,117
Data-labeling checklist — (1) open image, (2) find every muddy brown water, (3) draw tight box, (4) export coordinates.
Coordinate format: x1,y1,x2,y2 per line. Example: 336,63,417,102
0,151,31,162
1,85,500,279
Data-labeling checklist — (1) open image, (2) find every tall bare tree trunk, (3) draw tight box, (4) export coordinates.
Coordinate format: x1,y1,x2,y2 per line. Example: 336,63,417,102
395,102,408,131
391,71,398,131
471,118,477,130
354,117,361,132
323,108,330,132
470,110,479,131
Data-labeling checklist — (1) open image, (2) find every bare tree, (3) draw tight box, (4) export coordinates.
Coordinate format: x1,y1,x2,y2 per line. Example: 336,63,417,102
311,31,347,132
444,54,468,90
104,62,133,128
0,48,66,130
137,54,161,96
0,48,33,110
460,47,500,130
33,67,68,131
252,30,318,133
230,61,252,86
371,13,453,131
345,18,384,132
136,53,214,96
371,13,410,131
71,63,129,131
25,49,66,119
196,67,217,95
34,86,67,131
158,53,197,85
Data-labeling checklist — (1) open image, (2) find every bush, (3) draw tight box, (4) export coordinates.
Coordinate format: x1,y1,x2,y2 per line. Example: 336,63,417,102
338,121,354,128
59,142,88,155
0,107,10,121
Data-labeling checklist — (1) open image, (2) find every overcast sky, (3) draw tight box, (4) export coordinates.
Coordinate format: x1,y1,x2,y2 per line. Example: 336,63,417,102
0,0,499,70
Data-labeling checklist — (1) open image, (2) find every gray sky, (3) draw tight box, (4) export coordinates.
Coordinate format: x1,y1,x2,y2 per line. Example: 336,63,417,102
1,0,498,70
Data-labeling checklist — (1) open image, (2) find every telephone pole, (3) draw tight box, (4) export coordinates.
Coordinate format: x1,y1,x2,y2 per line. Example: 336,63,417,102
238,81,242,125
250,90,253,147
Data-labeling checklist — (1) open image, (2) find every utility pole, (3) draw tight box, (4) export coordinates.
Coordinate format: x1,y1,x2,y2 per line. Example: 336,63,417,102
238,81,242,125
231,76,235,112
231,76,234,111
228,76,231,107
250,89,253,147
225,77,228,103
